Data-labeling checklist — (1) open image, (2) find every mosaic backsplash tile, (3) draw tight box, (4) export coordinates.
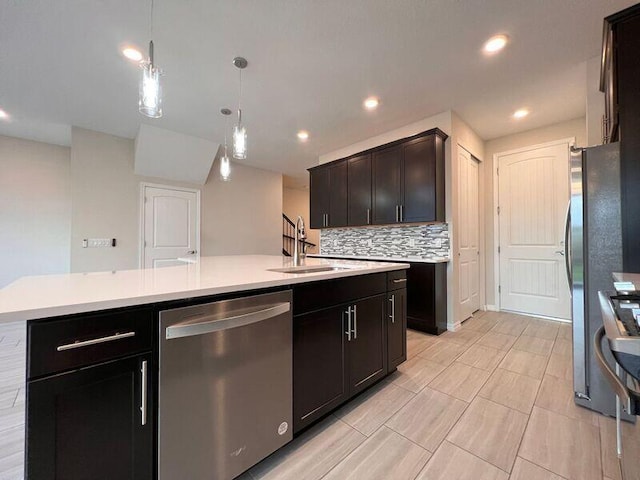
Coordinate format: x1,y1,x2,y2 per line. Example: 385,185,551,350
320,223,450,261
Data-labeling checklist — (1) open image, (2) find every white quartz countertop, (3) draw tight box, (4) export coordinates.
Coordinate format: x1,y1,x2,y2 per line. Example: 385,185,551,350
308,253,449,264
0,255,409,323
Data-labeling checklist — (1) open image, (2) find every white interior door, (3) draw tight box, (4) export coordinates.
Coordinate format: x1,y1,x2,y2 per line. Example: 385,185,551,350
497,142,571,320
458,147,480,320
142,185,200,268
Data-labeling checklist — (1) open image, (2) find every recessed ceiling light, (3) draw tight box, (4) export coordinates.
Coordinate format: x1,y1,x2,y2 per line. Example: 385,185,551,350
122,47,143,62
513,108,529,119
364,97,379,110
297,130,309,141
483,34,509,54
0,109,8,120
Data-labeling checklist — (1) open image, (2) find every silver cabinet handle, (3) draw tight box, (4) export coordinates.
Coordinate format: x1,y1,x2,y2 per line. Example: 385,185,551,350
395,205,400,222
366,208,371,225
326,213,329,227
389,294,395,323
400,205,404,222
352,305,357,339
56,331,136,351
345,306,352,341
166,302,290,339
392,278,407,284
140,360,148,426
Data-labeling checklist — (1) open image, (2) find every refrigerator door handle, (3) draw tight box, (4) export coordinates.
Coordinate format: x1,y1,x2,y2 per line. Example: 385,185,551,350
564,199,572,288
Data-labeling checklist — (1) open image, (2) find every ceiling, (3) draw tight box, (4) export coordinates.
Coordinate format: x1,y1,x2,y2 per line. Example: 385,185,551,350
0,0,636,185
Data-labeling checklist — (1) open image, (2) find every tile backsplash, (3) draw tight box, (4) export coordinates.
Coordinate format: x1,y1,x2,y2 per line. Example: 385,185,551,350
320,223,450,261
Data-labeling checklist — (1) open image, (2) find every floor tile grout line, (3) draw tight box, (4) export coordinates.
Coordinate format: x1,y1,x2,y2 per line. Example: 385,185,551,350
514,455,571,480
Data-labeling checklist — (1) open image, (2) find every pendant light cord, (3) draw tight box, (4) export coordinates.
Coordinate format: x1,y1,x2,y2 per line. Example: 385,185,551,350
238,68,243,124
150,0,154,39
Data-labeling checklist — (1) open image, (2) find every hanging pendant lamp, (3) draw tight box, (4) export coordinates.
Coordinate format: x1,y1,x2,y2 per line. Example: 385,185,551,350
232,57,248,159
220,108,232,181
139,0,163,118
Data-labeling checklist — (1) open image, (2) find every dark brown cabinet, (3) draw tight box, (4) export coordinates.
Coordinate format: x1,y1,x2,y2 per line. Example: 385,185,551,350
372,145,403,224
347,154,372,225
347,295,387,396
292,273,402,433
26,353,154,480
293,304,348,433
387,286,407,371
309,128,447,228
402,134,444,223
309,162,348,228
26,307,155,480
603,5,640,271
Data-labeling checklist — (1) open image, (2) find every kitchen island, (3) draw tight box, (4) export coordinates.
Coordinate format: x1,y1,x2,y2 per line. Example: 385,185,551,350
0,255,409,480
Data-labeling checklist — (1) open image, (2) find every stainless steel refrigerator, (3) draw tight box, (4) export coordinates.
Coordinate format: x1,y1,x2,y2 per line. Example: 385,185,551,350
569,142,630,418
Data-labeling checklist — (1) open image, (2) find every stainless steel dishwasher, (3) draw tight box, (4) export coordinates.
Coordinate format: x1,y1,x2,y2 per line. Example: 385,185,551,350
158,290,293,480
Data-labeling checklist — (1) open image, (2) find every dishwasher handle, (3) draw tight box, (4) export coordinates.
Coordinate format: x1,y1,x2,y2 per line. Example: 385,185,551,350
166,302,290,339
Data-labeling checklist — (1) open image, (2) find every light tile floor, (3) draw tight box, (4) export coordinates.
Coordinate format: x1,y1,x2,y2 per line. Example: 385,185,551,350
1,312,639,480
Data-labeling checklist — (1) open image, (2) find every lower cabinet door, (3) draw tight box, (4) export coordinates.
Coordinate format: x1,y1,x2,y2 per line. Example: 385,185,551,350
347,295,387,396
293,305,348,433
26,353,154,480
387,288,407,371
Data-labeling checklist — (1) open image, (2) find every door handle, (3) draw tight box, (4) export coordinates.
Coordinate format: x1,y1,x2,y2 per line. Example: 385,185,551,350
366,208,371,225
140,360,148,426
166,302,290,339
389,295,395,323
345,306,352,341
186,250,197,255
555,250,565,256
564,199,572,287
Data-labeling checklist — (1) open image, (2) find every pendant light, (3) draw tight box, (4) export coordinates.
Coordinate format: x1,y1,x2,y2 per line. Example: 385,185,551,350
139,0,163,118
232,57,248,159
219,108,232,181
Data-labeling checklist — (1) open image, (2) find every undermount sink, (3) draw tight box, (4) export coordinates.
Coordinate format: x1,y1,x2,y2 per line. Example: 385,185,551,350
268,265,349,274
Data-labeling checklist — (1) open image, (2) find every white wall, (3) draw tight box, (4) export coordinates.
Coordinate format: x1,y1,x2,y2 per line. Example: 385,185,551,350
71,127,282,273
0,135,71,287
483,117,586,308
282,187,319,252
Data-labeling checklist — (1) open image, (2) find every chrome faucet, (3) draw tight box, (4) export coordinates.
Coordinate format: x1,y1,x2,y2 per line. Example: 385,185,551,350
293,216,306,266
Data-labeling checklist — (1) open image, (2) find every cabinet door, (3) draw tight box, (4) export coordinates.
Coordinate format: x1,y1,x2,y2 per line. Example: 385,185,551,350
402,135,436,222
372,146,402,224
329,162,348,227
293,305,348,433
309,167,330,228
347,295,387,396
26,353,153,480
348,154,372,226
387,288,407,371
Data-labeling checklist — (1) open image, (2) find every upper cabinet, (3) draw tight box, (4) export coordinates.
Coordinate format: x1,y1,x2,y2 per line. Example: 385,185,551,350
309,128,447,228
347,154,373,226
602,5,640,271
372,146,402,224
309,162,348,228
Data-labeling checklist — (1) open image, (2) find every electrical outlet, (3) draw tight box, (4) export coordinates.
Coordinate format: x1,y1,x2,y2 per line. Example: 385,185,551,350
368,239,373,247
84,238,115,248
433,239,442,248
408,238,416,247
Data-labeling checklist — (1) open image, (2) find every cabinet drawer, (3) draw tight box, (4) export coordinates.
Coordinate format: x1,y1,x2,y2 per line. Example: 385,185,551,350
293,273,386,315
28,307,154,379
387,270,408,290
